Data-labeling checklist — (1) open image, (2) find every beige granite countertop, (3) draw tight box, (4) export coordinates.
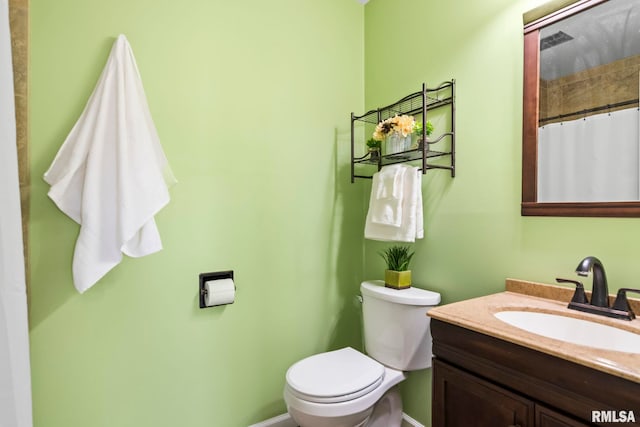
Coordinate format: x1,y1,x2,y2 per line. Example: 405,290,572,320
428,279,640,383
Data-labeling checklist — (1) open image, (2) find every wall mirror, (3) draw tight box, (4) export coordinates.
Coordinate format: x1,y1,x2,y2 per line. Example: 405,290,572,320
522,0,640,216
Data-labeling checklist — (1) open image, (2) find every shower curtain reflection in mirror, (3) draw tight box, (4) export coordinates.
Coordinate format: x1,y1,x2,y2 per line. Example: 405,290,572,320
0,0,33,425
538,107,640,202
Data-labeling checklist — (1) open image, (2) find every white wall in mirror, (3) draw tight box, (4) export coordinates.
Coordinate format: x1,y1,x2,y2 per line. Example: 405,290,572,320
537,0,640,203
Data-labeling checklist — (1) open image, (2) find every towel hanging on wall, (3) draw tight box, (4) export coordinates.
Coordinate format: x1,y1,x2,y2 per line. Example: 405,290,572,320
364,165,423,242
44,34,177,293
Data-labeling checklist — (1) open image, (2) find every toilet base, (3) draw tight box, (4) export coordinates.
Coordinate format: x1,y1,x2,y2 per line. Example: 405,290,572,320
365,387,403,427
288,386,403,427
288,405,372,427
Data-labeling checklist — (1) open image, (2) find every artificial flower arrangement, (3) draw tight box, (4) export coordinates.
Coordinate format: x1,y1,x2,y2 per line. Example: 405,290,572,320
372,115,434,142
372,115,416,142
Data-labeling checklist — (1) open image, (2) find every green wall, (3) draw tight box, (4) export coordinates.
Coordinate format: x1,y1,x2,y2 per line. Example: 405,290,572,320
29,1,364,426
29,0,640,426
364,0,640,424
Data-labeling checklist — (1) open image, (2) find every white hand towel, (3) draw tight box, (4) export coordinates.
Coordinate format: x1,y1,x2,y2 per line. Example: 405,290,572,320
44,34,177,293
375,164,404,200
371,164,405,226
365,165,423,242
414,169,424,239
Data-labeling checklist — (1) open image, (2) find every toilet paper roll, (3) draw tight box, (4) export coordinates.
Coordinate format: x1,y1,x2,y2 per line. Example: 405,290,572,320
204,278,235,306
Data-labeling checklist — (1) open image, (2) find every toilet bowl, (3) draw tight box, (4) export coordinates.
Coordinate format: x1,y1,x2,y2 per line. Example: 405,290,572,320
284,347,406,427
283,281,441,427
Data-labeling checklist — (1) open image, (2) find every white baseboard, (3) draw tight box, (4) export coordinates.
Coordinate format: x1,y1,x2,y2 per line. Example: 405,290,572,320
248,412,425,427
402,412,426,427
248,413,297,427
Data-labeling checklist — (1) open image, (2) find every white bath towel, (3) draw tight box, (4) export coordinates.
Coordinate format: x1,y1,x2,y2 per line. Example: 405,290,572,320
44,34,177,293
370,164,405,226
365,165,423,242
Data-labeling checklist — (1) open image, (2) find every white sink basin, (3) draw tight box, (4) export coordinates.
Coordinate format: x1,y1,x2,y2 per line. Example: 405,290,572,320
494,310,640,353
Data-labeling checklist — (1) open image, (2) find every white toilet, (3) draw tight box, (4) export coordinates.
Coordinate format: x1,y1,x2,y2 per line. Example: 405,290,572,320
283,280,441,427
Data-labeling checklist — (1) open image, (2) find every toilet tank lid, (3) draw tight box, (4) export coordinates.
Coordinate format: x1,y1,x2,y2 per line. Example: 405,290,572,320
361,280,441,306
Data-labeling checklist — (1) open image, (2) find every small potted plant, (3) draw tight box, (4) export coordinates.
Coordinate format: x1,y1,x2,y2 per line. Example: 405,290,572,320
366,138,381,161
380,245,414,289
413,120,434,149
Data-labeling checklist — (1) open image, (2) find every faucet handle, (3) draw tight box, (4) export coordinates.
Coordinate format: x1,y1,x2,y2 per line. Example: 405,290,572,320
556,278,588,304
611,288,640,319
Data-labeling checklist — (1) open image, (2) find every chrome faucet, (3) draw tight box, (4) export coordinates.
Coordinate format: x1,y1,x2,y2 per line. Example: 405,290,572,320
575,256,609,307
558,256,637,320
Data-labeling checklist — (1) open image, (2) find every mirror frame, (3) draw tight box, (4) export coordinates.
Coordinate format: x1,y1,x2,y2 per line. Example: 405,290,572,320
522,0,640,217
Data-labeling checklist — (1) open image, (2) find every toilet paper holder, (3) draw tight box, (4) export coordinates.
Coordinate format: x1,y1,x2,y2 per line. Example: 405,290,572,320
199,270,234,308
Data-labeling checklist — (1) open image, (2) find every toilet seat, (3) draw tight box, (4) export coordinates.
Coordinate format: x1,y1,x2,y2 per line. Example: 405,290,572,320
283,352,406,420
285,347,385,404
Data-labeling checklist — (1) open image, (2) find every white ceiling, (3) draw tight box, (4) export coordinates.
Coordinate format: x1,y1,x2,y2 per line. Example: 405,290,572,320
540,0,640,80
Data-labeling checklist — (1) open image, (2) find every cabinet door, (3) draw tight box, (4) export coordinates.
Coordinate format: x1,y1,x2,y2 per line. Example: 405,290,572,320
536,405,591,427
433,359,535,427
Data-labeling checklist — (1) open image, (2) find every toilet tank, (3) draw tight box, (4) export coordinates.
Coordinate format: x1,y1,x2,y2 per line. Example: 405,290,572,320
360,280,441,371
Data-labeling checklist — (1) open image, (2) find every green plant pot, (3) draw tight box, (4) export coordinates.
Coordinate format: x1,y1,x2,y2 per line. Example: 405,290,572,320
384,269,412,290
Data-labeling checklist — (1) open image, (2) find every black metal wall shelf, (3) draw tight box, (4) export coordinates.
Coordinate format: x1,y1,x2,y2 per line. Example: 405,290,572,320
350,80,456,182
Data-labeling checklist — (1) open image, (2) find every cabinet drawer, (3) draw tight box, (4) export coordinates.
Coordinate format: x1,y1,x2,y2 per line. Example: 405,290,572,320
536,405,590,427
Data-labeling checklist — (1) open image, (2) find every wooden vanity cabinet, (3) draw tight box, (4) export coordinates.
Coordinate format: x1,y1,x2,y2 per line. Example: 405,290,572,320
431,319,640,427
434,359,589,427
433,358,536,426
